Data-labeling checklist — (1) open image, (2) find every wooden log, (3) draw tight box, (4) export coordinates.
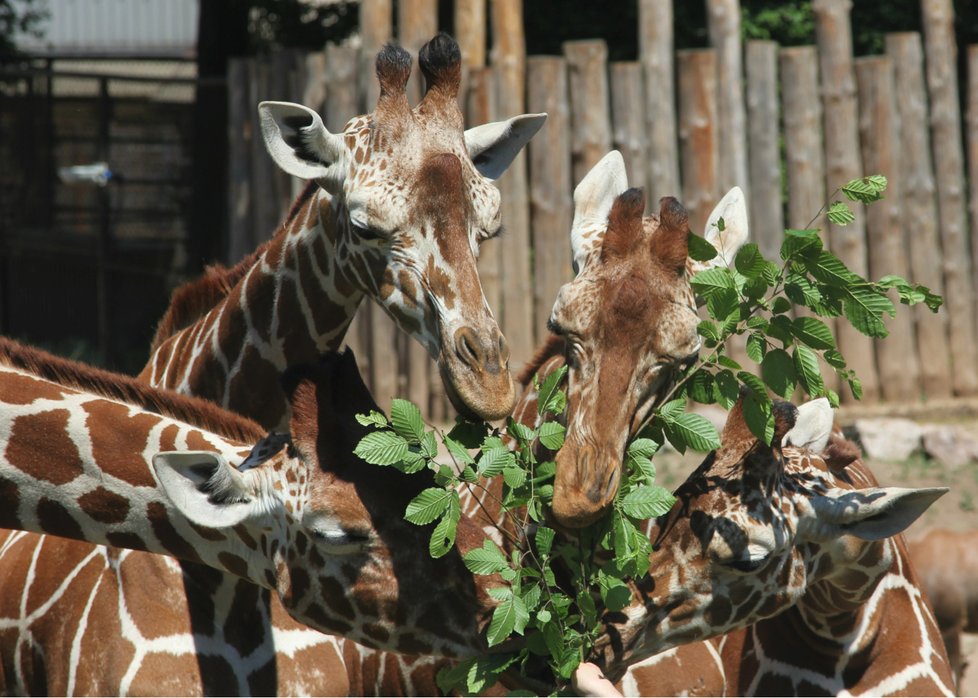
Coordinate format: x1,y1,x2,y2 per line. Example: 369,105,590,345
455,0,486,69
397,0,437,105
359,0,392,111
301,51,327,113
813,0,878,402
745,40,782,261
707,0,749,197
528,56,573,339
564,39,612,188
638,0,680,201
921,0,978,396
677,49,719,237
323,44,359,131
855,56,920,401
610,61,648,195
226,57,252,263
970,44,978,350
491,0,534,371
886,32,952,399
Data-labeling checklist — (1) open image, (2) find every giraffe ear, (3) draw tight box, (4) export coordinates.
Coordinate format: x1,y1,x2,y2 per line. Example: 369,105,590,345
782,397,833,453
808,486,948,541
571,150,628,272
464,112,547,180
691,186,749,274
153,451,272,529
259,101,347,187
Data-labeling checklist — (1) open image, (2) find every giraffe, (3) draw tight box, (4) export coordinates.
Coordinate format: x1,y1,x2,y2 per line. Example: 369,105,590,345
508,150,749,529
588,397,955,697
908,528,978,690
0,338,514,695
140,32,547,430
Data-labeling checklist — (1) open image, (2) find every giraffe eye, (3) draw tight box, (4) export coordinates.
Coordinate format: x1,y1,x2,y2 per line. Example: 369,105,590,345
352,224,387,241
722,555,770,574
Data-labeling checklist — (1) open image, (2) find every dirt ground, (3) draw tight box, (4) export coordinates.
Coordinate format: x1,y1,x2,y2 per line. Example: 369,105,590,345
652,408,978,695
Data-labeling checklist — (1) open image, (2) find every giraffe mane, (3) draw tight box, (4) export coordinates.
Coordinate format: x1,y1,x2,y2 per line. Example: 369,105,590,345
149,181,319,349
516,334,566,386
0,337,265,444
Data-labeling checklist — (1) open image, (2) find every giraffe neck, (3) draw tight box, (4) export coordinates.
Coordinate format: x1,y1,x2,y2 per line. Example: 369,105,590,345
0,363,276,583
142,189,365,430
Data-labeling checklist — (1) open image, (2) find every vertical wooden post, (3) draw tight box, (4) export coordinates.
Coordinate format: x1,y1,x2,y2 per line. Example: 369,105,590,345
780,47,826,233
922,0,978,396
855,56,920,401
638,0,680,201
610,62,648,194
323,44,360,131
301,52,327,114
745,40,782,261
886,32,952,399
226,57,252,264
707,0,749,197
969,44,978,343
813,0,878,402
527,56,573,340
564,40,612,188
455,0,486,69
359,0,392,111
491,0,534,371
677,49,719,237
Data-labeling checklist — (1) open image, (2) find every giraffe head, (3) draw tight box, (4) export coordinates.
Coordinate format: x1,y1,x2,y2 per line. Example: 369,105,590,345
546,152,748,528
258,34,546,420
154,350,502,656
593,394,946,674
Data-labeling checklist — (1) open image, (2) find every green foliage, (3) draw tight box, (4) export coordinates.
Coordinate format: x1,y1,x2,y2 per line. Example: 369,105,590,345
353,174,942,694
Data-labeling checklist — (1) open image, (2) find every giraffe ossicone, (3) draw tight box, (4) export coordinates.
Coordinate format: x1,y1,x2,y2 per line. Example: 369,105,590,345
542,150,749,528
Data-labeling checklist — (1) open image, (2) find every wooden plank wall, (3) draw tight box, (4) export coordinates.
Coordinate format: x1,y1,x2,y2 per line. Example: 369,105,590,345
225,0,978,412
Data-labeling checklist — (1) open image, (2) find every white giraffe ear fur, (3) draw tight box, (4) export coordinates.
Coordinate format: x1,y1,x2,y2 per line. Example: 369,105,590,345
782,397,833,453
693,186,749,273
154,451,270,530
465,113,548,180
810,486,948,541
570,150,628,272
259,101,346,188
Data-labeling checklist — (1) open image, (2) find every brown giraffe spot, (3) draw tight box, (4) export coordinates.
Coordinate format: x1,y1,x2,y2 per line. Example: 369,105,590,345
706,594,734,626
184,429,218,452
77,486,130,524
196,654,244,695
243,271,275,345
286,566,311,604
303,601,354,635
147,501,199,562
189,520,227,542
0,371,64,404
106,531,146,550
217,551,249,579
234,523,258,549
158,423,180,452
6,409,83,485
396,633,433,655
186,355,228,413
265,569,277,588
424,256,456,310
247,658,278,696
83,400,158,488
0,480,22,529
217,302,247,367
221,578,269,657
38,497,84,539
319,575,357,621
294,530,309,556
362,622,391,645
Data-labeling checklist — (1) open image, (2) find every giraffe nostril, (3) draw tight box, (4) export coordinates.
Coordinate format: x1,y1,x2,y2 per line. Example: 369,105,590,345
498,334,510,365
454,327,485,370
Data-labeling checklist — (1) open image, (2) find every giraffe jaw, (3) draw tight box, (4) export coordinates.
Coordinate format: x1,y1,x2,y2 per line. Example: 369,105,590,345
438,357,516,421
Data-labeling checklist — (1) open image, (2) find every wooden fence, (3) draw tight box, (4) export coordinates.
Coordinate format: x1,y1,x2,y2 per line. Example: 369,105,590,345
225,0,978,414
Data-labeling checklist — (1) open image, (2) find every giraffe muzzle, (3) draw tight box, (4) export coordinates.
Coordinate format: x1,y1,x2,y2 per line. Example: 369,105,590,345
438,326,516,421
551,442,622,528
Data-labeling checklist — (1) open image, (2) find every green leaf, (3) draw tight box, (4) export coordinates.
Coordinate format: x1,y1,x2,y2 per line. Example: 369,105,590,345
463,539,509,575
842,175,887,203
746,333,766,363
737,371,772,406
487,591,529,646
734,243,766,279
784,272,823,308
404,487,453,525
598,572,633,612
793,344,825,396
760,348,797,398
538,421,566,450
807,251,858,287
535,526,555,556
843,286,894,338
707,287,741,322
743,392,775,445
428,493,460,558
354,431,410,466
390,399,425,442
827,201,855,226
691,268,736,299
478,445,515,477
717,355,742,370
823,349,847,369
507,420,535,445
771,296,793,315
443,435,475,465
420,431,438,459
502,466,527,488
662,411,721,452
537,365,569,416
697,320,722,344
791,316,836,350
620,485,676,519
686,369,716,404
355,410,388,428
447,419,489,449
713,369,740,409
688,232,719,262
781,230,823,260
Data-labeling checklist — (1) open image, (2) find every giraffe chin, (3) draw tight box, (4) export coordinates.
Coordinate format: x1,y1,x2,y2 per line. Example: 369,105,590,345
437,359,516,422
551,447,622,528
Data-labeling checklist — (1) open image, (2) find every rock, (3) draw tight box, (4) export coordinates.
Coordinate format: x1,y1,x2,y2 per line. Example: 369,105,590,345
920,424,978,468
851,418,923,461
